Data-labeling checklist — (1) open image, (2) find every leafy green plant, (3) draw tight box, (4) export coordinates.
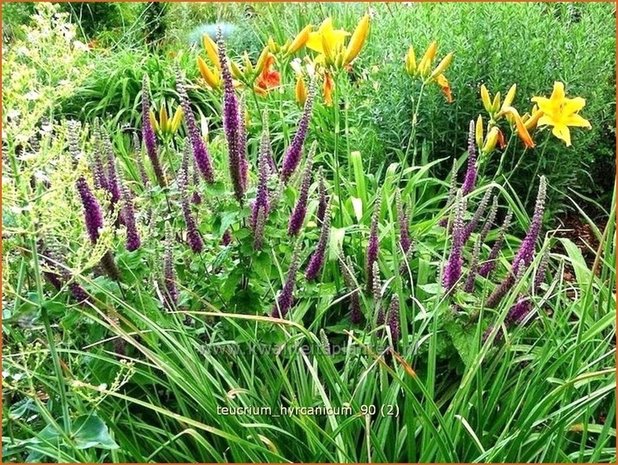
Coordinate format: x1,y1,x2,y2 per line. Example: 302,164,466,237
2,4,615,464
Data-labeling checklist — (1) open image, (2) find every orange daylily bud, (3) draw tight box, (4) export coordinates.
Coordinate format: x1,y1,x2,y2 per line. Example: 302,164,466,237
344,14,370,65
436,74,453,103
502,106,536,148
323,72,334,106
497,129,506,149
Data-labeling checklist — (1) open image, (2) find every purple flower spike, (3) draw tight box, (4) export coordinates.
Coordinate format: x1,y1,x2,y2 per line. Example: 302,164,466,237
340,256,362,324
511,176,547,276
91,134,109,192
176,71,215,184
132,133,149,189
366,194,381,293
288,143,316,236
178,164,203,253
76,176,104,244
462,120,477,195
281,81,316,183
217,30,245,202
506,297,532,325
272,243,301,318
251,126,272,233
442,191,466,293
387,295,401,344
396,190,412,253
102,133,122,204
238,99,249,192
221,228,232,246
141,75,166,187
305,202,332,281
372,262,384,325
122,184,140,251
163,224,178,310
253,208,267,250
533,250,549,294
316,168,329,225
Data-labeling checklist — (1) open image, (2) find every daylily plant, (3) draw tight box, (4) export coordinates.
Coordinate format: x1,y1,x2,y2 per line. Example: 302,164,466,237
405,41,454,103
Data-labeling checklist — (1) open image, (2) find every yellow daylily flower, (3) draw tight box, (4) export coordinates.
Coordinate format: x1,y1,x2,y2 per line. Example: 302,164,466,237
306,18,349,61
287,24,312,55
344,14,370,65
531,81,591,147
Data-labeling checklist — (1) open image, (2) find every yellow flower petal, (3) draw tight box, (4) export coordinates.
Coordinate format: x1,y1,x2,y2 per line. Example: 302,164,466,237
563,97,586,114
552,124,571,146
550,81,565,101
564,113,591,128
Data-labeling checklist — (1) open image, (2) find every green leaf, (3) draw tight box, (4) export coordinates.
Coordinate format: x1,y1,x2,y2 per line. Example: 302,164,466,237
72,415,119,450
